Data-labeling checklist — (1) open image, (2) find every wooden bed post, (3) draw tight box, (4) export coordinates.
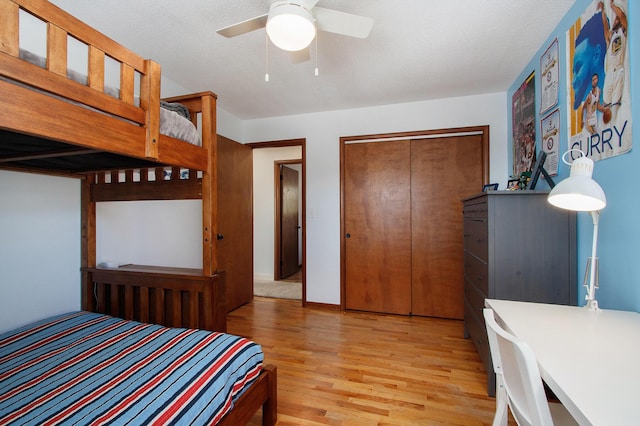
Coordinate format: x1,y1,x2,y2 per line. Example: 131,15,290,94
141,59,161,160
201,93,218,276
263,364,278,425
0,0,19,57
81,174,97,311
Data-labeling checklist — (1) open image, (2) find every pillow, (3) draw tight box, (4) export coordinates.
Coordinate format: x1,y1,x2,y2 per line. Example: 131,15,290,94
160,100,191,120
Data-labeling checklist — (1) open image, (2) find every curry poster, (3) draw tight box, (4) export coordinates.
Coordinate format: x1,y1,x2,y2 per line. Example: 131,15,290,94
567,0,631,162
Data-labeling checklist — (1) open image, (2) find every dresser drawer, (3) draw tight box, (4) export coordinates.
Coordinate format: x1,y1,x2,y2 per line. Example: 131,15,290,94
463,200,487,220
464,275,487,324
464,303,490,367
463,219,488,261
464,252,488,295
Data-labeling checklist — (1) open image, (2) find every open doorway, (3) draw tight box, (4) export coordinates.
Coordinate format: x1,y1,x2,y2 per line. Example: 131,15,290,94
248,139,306,304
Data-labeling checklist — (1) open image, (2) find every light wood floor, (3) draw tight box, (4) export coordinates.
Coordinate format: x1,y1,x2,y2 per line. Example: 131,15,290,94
227,297,500,425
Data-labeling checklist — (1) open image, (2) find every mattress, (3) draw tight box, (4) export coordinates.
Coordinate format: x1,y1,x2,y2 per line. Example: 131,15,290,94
0,312,263,425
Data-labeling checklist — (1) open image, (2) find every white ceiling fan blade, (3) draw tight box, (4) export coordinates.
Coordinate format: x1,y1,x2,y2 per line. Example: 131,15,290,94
313,7,374,39
290,47,311,64
216,14,268,38
301,0,320,10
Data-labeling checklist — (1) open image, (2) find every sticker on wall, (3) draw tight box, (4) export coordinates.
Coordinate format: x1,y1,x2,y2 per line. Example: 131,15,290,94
567,0,631,162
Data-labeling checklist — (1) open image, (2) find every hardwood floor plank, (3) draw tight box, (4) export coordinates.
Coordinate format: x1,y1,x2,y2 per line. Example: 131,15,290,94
228,297,504,425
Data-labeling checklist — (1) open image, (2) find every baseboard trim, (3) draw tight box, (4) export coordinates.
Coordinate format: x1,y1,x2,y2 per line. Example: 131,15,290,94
254,273,273,281
304,301,341,311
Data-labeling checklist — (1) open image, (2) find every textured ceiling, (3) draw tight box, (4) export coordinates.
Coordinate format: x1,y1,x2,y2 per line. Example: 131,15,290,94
49,0,575,120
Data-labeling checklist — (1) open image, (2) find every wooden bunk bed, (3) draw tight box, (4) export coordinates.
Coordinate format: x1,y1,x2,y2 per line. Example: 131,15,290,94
0,0,276,424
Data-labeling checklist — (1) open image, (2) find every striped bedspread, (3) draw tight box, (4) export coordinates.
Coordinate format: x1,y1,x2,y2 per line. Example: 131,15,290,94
0,312,263,425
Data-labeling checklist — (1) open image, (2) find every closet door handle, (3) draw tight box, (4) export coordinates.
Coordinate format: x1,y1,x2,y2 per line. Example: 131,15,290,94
217,234,224,240
345,233,351,238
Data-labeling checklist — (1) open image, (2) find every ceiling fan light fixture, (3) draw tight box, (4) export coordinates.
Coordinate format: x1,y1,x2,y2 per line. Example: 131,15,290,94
266,1,316,52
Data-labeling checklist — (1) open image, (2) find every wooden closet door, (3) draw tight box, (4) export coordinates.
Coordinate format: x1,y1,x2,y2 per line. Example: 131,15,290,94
410,134,484,319
217,135,253,312
344,140,412,315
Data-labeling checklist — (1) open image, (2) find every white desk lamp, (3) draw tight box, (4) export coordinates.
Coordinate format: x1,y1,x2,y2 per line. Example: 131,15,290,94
547,149,606,311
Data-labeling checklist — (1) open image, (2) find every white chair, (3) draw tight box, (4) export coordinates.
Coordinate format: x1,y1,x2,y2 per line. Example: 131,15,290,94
483,308,578,426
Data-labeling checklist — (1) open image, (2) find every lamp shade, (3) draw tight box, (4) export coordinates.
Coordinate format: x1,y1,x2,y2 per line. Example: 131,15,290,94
266,2,316,52
548,155,606,211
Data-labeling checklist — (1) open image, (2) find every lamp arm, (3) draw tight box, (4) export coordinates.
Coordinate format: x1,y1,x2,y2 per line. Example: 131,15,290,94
586,210,600,310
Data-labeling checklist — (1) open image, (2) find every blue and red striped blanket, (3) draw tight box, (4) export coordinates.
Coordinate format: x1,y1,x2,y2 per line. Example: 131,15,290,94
0,312,263,425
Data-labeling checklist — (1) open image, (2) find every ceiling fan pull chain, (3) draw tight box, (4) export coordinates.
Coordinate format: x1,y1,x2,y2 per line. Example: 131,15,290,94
314,32,319,76
265,32,270,82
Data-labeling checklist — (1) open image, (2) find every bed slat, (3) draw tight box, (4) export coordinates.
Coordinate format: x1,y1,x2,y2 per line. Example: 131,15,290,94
120,63,135,104
0,0,18,56
47,23,67,76
96,281,106,313
124,285,134,320
171,290,181,327
139,286,150,323
88,45,104,91
188,290,199,328
109,282,119,314
154,287,165,325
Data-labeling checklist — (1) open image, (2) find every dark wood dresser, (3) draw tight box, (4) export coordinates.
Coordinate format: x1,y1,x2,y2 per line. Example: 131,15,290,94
462,191,577,396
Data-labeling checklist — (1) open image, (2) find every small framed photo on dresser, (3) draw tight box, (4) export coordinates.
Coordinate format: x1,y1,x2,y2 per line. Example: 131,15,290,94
482,183,499,192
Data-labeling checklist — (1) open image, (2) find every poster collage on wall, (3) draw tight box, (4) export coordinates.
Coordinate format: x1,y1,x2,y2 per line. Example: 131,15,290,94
513,0,631,179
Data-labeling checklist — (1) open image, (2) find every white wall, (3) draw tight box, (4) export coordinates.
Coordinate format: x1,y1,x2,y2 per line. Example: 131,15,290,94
217,107,244,142
97,200,203,268
253,147,302,279
244,92,509,304
0,171,80,333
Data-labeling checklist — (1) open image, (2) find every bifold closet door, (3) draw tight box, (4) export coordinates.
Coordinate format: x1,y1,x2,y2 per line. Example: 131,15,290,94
343,133,484,319
344,140,412,315
410,134,484,319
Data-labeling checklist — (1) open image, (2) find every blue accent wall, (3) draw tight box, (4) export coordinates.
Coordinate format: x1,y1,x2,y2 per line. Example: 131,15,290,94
508,0,639,310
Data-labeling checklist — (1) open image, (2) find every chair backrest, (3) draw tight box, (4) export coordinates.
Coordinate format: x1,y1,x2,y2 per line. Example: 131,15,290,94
483,308,555,426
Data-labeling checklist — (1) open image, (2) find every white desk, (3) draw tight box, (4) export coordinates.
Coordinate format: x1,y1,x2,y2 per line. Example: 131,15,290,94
485,299,640,426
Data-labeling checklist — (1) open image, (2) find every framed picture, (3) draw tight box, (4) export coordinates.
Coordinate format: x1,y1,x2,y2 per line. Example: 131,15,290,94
482,183,499,192
512,71,536,178
507,179,520,191
540,38,559,114
540,108,560,176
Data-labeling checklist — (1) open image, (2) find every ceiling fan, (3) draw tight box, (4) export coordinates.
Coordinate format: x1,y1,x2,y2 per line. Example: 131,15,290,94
217,0,374,61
